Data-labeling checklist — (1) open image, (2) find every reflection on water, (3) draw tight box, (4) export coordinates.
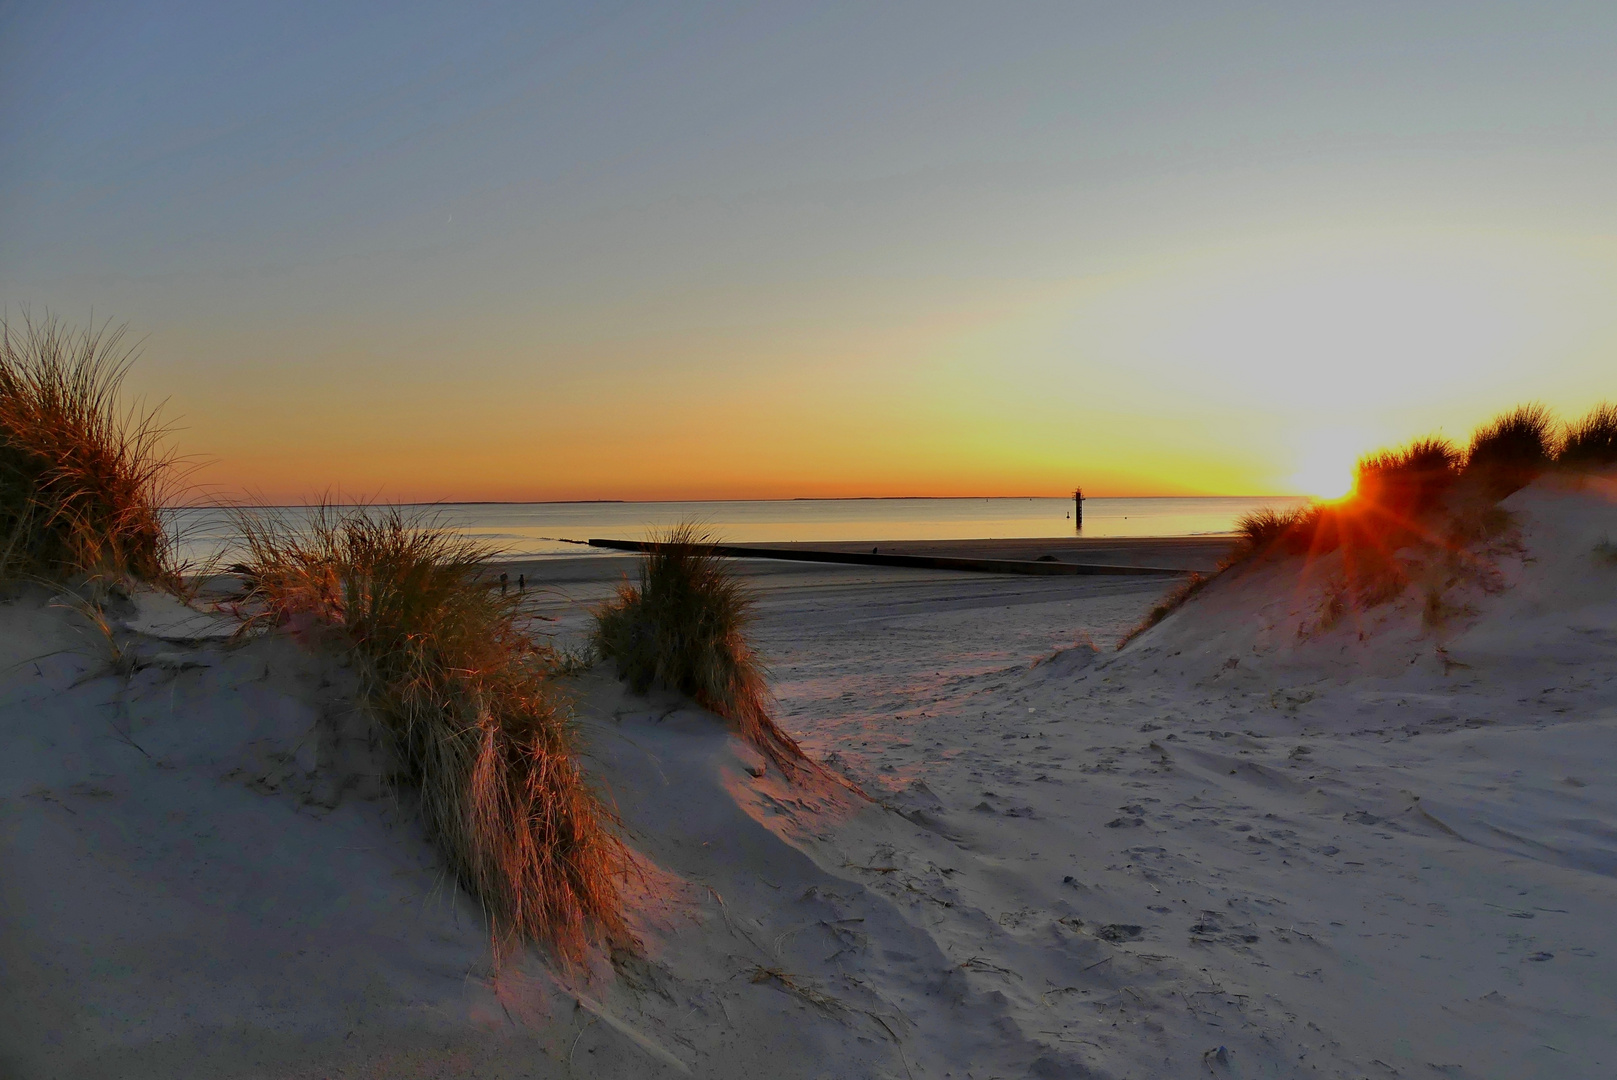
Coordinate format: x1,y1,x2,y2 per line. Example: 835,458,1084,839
165,496,1309,567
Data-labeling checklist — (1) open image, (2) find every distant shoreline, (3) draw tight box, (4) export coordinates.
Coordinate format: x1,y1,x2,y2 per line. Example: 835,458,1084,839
165,494,1303,510
491,534,1237,575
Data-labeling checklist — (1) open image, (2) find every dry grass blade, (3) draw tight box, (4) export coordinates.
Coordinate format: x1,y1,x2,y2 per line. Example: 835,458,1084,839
0,312,179,585
1116,571,1211,650
233,504,627,966
748,965,848,1013
593,522,807,774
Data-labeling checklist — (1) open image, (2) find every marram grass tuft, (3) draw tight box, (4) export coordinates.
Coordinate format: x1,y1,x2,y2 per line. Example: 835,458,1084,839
1234,505,1318,554
1355,436,1461,517
1559,402,1617,467
0,314,177,585
593,523,806,774
1465,403,1556,494
234,505,627,965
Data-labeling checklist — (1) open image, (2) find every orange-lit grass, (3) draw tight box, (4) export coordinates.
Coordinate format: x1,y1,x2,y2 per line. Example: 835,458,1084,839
593,523,807,775
1465,403,1556,495
1356,436,1461,519
1234,504,1317,554
0,314,178,585
1120,424,1500,648
235,505,627,965
1559,402,1617,467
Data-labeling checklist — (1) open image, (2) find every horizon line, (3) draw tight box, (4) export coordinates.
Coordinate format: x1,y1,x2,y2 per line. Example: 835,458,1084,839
163,492,1314,510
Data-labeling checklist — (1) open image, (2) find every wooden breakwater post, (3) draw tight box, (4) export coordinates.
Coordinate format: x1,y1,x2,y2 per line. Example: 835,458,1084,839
1073,487,1083,531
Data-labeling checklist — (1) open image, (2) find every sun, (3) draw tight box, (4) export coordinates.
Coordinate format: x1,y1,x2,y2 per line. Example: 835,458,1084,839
1292,463,1356,501
1287,436,1362,500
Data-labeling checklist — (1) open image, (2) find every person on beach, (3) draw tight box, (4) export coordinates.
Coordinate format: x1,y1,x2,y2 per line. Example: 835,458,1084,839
500,572,508,595
518,573,525,595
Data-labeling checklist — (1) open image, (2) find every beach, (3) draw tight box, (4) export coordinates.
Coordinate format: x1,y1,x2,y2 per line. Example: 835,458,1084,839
4,480,1615,1077
12,5,1617,1075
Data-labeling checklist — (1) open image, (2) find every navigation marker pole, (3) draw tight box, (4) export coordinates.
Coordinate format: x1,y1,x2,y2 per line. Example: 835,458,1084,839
1074,487,1083,532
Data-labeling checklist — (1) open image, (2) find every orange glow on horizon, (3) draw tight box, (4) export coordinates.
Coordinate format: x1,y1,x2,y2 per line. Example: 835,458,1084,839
123,228,1617,508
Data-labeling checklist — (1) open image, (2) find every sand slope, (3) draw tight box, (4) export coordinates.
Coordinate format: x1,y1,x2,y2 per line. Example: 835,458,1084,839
0,588,553,1078
0,584,1091,1078
755,472,1617,1078
4,472,1614,1077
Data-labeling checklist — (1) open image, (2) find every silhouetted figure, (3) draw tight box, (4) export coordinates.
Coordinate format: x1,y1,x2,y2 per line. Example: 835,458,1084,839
500,572,508,595
518,573,525,595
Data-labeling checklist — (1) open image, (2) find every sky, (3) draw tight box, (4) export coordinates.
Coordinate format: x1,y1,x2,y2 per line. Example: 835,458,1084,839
3,1,1615,502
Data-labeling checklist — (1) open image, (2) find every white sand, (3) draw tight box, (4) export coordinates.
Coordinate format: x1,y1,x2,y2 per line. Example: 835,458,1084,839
3,473,1614,1077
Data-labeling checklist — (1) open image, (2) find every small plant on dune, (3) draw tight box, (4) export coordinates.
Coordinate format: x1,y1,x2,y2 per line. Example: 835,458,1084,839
1465,403,1556,494
1316,583,1348,632
1234,502,1337,559
1355,436,1461,519
1261,501,1338,552
1344,543,1409,607
1446,502,1514,546
593,523,806,773
1234,506,1308,552
1558,402,1617,467
1420,580,1476,631
1420,584,1445,630
0,313,178,585
235,505,626,965
1116,571,1209,649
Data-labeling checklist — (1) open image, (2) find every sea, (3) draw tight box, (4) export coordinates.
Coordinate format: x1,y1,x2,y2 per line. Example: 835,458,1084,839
165,496,1308,568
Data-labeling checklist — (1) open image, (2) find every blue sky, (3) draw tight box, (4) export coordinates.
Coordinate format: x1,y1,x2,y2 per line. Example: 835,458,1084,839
4,2,1615,499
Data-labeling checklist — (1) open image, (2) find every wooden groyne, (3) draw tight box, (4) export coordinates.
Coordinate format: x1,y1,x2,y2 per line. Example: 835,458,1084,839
585,538,1190,577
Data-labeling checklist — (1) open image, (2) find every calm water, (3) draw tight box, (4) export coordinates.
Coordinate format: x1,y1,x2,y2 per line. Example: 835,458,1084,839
167,496,1307,567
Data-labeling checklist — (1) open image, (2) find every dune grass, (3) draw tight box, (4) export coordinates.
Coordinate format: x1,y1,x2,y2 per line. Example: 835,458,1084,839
1234,504,1329,556
593,523,806,773
1123,408,1557,647
0,314,177,585
1234,505,1310,552
234,505,626,965
1559,403,1617,466
1122,399,1617,647
1464,403,1556,495
1356,436,1461,518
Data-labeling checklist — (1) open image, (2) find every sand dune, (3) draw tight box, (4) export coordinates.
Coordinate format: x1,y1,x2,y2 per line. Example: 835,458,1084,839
3,473,1614,1077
